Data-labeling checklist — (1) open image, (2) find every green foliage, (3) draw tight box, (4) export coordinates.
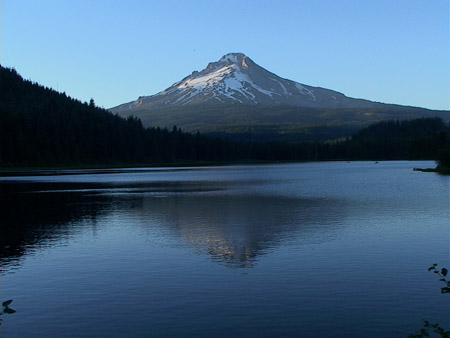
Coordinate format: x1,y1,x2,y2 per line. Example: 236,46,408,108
1,65,449,168
204,124,360,143
428,264,450,294
408,321,450,338
116,102,450,138
437,149,450,168
348,118,450,161
0,66,242,166
408,264,450,338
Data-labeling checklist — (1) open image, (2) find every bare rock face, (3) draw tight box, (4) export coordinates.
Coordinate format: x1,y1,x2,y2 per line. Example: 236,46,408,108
110,52,385,113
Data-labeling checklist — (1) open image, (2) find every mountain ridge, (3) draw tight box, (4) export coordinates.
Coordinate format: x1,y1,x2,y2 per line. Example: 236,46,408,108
111,52,391,112
1,65,449,167
110,53,449,140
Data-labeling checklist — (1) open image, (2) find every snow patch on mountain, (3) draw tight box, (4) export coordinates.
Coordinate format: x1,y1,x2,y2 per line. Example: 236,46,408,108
295,83,316,101
168,59,281,105
111,52,386,112
219,53,242,64
178,66,232,90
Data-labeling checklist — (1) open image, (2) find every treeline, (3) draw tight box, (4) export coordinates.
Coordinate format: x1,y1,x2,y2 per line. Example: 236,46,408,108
337,117,450,162
0,66,239,166
203,124,361,143
1,66,449,168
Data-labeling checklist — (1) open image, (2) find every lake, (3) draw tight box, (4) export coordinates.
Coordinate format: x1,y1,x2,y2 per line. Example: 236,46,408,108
0,161,448,338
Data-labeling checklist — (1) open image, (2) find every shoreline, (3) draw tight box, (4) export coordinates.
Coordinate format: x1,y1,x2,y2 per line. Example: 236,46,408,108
0,160,443,177
413,166,450,175
0,159,303,176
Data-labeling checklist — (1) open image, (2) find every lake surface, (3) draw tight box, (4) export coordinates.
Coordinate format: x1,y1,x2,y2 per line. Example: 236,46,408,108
1,161,448,338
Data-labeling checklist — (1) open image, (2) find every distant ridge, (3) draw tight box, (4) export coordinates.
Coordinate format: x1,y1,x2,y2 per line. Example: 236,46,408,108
111,52,389,111
1,65,449,166
110,53,449,140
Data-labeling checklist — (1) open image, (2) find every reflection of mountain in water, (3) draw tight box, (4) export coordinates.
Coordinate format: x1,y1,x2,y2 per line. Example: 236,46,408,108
1,179,346,270
139,194,345,268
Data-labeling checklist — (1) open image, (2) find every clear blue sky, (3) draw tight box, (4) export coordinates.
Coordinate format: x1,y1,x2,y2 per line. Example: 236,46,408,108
1,0,449,110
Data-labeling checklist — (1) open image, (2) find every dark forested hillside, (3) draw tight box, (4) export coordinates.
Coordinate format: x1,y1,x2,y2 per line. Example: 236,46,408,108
1,66,449,168
346,118,450,160
0,66,240,167
115,103,450,143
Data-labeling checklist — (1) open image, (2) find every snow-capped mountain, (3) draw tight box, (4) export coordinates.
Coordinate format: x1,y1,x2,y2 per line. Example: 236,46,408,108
111,53,385,112
109,53,445,139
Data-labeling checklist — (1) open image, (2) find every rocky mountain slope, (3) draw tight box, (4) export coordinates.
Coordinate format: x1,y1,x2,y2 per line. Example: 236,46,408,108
110,53,448,141
111,53,387,112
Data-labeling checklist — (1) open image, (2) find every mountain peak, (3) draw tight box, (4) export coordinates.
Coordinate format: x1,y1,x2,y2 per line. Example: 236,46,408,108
219,52,247,64
204,52,250,72
111,53,387,111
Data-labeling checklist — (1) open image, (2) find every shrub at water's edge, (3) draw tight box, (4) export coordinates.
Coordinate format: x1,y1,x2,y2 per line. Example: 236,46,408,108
415,149,450,174
408,265,450,338
436,149,450,174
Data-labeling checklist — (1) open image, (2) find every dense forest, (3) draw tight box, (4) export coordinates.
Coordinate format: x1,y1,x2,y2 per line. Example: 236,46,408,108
1,66,449,168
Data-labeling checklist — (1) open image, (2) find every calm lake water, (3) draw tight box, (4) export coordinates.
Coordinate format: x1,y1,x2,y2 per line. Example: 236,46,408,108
0,161,448,338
